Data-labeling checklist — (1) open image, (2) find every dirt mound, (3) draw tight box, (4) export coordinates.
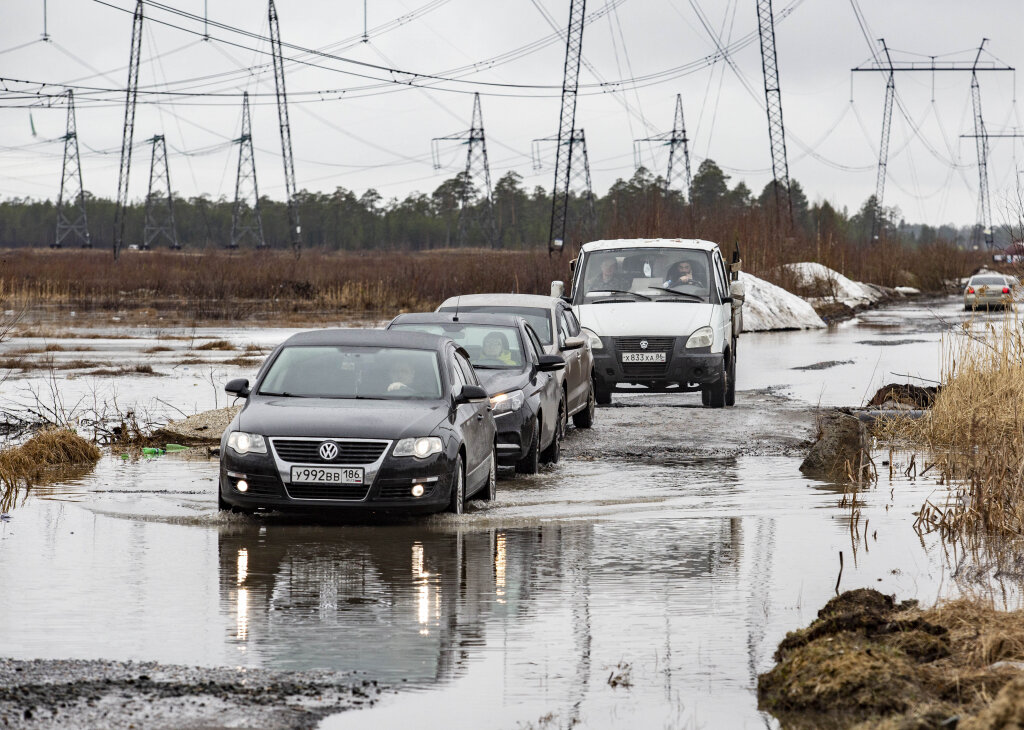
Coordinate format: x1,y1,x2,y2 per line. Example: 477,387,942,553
867,383,938,409
759,590,1024,729
800,411,871,482
153,405,242,445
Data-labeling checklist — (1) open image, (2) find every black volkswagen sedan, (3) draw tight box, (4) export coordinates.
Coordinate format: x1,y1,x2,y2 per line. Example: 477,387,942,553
218,329,496,515
387,313,565,474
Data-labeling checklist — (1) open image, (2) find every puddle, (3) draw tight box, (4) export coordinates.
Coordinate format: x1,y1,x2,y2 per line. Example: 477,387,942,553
0,295,1014,728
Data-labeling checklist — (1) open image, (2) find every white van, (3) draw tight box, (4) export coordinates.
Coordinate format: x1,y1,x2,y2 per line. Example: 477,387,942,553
552,238,744,408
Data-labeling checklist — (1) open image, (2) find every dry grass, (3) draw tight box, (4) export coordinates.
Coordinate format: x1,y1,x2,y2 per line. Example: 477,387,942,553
223,355,262,368
84,364,158,377
144,345,173,353
0,428,101,511
194,339,236,351
879,313,1024,538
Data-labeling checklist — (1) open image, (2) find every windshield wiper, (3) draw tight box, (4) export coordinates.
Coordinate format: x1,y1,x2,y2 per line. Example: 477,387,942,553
258,391,305,397
588,289,652,301
645,286,705,302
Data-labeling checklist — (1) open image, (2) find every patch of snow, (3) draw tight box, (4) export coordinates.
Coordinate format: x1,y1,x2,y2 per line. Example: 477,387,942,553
739,272,825,331
895,286,920,296
784,262,886,309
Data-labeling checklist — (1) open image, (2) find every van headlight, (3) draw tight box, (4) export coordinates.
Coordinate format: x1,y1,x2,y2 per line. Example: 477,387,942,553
685,326,715,349
490,389,525,415
581,327,603,350
394,437,443,458
227,431,267,455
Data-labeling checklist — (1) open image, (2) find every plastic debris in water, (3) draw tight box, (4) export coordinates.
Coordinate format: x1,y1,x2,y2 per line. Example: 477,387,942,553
164,444,188,452
142,447,165,456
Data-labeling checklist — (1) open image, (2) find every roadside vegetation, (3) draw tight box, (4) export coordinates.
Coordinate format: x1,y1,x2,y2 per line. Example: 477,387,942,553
0,428,101,512
0,162,991,319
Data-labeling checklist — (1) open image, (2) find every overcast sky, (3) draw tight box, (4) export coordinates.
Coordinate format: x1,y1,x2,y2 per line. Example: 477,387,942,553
2,0,1023,229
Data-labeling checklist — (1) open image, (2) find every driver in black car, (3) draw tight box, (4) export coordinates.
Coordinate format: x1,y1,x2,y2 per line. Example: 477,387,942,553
481,331,515,366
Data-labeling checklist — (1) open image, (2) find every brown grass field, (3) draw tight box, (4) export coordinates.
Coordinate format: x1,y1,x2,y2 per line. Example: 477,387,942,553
0,241,991,321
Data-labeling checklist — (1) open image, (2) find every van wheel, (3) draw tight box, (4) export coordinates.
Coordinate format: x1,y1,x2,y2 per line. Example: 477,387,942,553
701,389,711,406
725,352,736,407
704,360,726,408
594,380,612,406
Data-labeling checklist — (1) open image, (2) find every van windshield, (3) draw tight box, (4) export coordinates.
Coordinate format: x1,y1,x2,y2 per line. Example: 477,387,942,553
577,248,713,303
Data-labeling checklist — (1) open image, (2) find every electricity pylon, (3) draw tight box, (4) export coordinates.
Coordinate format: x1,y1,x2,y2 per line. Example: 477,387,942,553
143,135,179,250
113,0,143,259
230,92,266,249
853,39,1013,247
756,0,793,229
548,0,587,253
533,130,596,244
633,94,692,199
54,89,91,249
269,0,301,255
431,93,497,248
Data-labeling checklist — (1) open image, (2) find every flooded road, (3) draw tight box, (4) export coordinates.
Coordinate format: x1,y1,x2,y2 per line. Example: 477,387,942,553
0,296,1004,728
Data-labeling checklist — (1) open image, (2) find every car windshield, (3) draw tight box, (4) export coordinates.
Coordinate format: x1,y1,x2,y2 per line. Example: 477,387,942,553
971,276,1008,286
391,323,525,369
577,247,712,302
438,305,552,345
258,346,442,399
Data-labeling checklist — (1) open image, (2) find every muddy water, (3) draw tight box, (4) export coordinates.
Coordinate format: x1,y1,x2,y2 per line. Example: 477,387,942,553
0,297,1009,728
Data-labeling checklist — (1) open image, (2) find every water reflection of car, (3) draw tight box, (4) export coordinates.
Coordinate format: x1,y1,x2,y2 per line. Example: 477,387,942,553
436,293,596,429
388,312,565,474
218,329,496,515
964,273,1017,311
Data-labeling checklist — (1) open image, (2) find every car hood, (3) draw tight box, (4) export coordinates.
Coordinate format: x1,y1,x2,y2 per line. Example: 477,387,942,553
575,302,714,337
474,368,529,397
237,397,448,440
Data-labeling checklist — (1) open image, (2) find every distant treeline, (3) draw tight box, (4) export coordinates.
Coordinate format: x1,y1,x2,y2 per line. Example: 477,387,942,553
0,159,987,252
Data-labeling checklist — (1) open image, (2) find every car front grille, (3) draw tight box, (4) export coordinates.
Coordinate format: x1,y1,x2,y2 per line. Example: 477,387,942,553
614,336,675,377
286,483,371,501
271,439,389,465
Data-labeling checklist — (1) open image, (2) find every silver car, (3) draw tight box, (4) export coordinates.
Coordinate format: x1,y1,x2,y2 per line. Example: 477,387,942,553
964,273,1017,311
437,293,596,428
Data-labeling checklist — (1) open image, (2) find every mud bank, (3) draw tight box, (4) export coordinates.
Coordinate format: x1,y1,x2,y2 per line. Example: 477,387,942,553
0,658,383,729
759,589,1024,729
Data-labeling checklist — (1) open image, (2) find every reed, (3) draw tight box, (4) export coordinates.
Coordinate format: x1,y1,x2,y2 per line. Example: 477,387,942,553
0,428,101,511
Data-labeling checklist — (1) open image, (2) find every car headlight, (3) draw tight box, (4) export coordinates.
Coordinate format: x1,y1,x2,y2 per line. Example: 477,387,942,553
490,389,525,415
393,436,443,458
685,326,715,349
581,327,603,350
227,431,267,455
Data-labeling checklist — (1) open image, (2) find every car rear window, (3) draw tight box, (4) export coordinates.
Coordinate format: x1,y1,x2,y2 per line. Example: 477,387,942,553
438,306,552,345
971,276,1008,286
258,346,442,399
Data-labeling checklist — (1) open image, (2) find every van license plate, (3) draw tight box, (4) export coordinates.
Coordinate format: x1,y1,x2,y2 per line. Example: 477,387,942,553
290,467,364,485
622,352,666,363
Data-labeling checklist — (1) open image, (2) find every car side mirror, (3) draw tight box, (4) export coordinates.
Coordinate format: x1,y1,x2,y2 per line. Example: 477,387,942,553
454,384,489,404
563,335,585,350
730,280,746,302
537,354,566,372
225,378,250,398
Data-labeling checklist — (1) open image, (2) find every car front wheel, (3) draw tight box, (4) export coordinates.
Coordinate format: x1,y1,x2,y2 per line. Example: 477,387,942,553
515,418,540,474
572,382,596,428
473,445,497,501
540,398,564,464
447,455,465,514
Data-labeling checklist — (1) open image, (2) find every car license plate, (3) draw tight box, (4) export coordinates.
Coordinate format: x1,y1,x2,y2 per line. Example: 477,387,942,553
290,466,364,485
622,352,666,363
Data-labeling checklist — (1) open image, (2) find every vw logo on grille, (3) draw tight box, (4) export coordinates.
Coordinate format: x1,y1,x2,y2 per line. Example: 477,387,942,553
319,441,339,461
640,340,649,350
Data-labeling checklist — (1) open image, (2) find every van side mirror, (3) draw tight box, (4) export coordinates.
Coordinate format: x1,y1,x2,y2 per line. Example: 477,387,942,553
225,378,250,398
550,280,565,298
730,280,746,302
454,384,489,404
